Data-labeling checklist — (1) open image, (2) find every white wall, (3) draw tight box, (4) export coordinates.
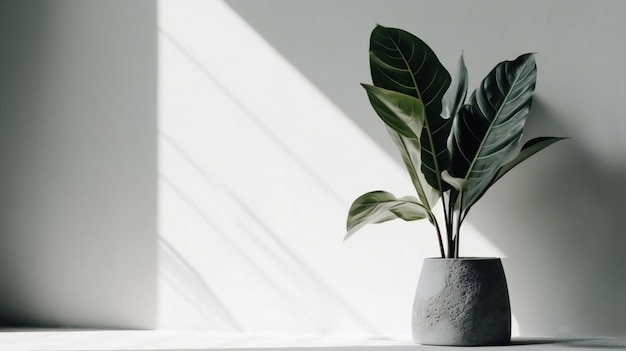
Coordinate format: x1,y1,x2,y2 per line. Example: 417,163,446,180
0,1,157,328
158,0,502,338
157,0,465,337
221,0,626,337
1,0,622,338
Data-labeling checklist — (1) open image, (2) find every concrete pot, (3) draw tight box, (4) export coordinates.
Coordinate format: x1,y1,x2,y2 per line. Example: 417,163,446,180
412,257,511,346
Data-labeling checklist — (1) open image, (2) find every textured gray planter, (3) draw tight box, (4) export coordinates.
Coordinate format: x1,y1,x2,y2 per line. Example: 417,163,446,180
412,258,511,346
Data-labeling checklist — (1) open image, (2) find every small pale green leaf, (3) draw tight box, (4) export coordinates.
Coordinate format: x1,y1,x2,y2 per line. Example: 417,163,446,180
386,127,439,209
345,190,429,241
362,84,425,139
441,170,478,191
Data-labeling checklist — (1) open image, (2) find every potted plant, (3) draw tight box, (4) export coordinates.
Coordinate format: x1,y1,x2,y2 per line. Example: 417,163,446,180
344,25,566,346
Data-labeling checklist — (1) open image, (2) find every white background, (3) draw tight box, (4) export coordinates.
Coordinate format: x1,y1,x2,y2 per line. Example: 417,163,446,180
0,0,624,339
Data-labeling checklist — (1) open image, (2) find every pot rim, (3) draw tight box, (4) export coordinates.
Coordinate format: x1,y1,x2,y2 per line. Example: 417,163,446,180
423,257,502,261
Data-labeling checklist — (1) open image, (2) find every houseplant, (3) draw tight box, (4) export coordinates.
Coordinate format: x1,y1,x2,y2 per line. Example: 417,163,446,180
345,25,566,345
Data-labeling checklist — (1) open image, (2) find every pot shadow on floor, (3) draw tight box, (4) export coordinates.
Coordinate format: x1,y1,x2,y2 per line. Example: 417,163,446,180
512,337,626,349
49,338,626,351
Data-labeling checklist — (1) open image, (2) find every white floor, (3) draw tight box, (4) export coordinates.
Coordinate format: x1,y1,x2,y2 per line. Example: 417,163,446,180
0,330,624,351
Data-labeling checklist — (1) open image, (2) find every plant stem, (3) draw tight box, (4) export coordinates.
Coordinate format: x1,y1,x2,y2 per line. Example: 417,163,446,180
446,192,455,258
431,215,445,258
454,192,464,258
454,215,460,258
441,191,451,250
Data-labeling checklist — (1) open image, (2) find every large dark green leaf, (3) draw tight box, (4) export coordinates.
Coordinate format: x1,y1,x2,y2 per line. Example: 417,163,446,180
345,191,429,241
368,25,451,193
447,53,537,210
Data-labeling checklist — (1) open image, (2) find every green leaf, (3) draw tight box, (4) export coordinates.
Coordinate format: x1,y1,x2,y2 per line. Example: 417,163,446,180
441,52,468,119
447,53,537,211
467,136,568,207
441,170,478,191
361,84,425,139
360,83,439,209
368,25,452,193
386,127,440,209
493,136,568,184
345,191,429,241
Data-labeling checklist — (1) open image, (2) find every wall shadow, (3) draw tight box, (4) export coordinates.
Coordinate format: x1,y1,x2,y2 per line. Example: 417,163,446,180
468,99,626,336
0,1,157,328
